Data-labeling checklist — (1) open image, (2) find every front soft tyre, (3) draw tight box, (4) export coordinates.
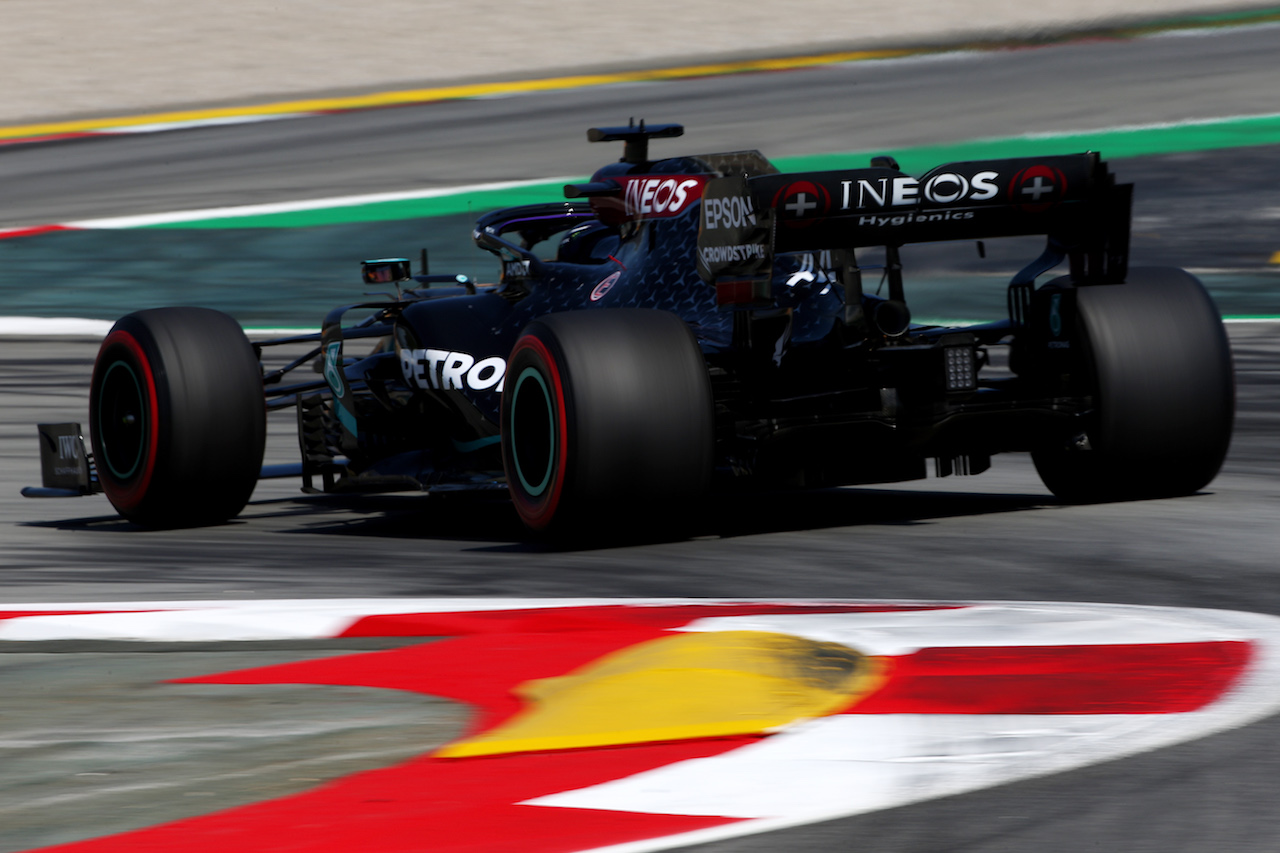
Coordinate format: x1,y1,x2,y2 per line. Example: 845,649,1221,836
1033,267,1234,502
90,307,266,526
501,309,714,535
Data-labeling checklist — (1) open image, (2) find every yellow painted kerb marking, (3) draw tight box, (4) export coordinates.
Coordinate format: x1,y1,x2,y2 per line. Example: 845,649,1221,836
0,49,914,142
436,630,888,759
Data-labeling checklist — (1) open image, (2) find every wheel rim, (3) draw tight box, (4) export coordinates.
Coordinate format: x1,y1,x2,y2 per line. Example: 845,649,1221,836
96,359,148,480
510,366,556,497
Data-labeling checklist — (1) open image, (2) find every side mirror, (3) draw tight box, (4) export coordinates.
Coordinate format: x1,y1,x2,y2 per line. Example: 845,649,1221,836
361,258,412,284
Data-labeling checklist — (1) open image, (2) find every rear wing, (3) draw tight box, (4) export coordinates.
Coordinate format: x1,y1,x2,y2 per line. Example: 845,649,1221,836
697,152,1132,288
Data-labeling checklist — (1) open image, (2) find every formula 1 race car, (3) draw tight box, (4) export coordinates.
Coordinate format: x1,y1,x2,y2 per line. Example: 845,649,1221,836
28,121,1235,534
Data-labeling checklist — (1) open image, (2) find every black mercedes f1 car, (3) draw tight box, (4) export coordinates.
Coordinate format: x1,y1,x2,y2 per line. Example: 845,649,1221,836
28,121,1235,533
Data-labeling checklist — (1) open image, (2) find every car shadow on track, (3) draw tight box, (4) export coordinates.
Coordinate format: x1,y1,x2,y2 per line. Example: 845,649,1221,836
18,486,1061,549
270,486,1057,552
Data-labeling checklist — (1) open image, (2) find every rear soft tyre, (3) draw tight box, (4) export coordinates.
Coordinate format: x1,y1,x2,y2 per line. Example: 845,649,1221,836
501,309,714,534
90,307,266,526
1032,267,1234,502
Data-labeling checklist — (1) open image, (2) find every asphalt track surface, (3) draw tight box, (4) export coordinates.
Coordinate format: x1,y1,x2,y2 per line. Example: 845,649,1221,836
3,24,1280,853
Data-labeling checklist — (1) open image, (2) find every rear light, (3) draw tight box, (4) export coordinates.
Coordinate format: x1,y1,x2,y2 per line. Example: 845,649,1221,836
943,345,977,392
715,277,771,307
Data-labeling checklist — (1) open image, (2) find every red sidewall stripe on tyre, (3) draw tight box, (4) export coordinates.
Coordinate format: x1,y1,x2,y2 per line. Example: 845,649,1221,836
96,329,160,512
506,334,569,530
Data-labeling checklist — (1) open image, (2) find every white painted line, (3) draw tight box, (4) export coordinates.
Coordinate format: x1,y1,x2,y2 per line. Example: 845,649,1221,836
64,177,582,229
101,113,309,134
243,327,322,336
1018,110,1280,137
1187,266,1280,274
1018,110,1280,139
533,715,1192,819
1148,20,1280,39
0,320,326,338
837,49,986,68
0,317,114,336
0,597,859,642
674,601,1262,654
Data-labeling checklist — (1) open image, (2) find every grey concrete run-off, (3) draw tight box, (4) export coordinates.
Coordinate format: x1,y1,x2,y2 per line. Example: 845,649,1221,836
0,641,466,853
